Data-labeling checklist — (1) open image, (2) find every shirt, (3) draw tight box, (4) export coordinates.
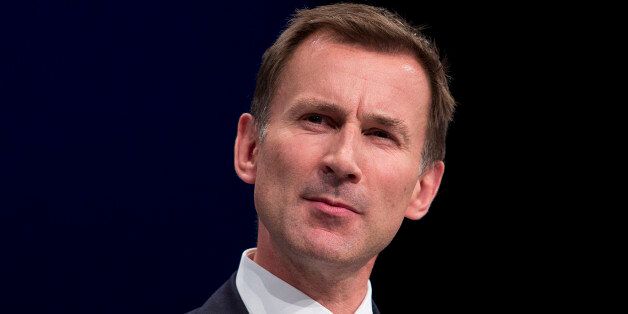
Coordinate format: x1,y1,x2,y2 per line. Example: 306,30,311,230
235,248,373,314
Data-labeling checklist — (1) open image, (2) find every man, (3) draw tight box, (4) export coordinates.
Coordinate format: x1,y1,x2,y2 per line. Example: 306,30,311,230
188,3,455,313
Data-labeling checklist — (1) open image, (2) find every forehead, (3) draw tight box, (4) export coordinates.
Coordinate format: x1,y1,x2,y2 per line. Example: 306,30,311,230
271,31,431,133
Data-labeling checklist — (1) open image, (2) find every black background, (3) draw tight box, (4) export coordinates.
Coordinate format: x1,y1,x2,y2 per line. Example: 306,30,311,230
1,0,583,312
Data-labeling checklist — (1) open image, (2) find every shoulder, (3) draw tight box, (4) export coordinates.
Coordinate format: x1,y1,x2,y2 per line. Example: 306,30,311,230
186,270,381,314
373,301,380,314
185,272,248,314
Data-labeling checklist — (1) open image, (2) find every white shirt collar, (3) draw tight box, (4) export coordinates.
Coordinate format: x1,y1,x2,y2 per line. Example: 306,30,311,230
235,248,373,314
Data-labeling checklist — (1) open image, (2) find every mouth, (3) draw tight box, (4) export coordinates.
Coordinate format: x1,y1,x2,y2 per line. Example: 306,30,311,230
303,196,361,217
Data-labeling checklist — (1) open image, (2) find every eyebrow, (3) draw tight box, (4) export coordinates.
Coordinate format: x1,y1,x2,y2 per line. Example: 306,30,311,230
287,98,412,146
287,98,349,119
364,112,411,145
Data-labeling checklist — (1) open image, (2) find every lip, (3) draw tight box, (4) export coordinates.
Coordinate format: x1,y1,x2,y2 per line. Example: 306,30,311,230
304,196,361,216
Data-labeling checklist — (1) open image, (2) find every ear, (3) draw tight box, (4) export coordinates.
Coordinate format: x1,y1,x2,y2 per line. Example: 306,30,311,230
234,113,258,184
404,161,445,220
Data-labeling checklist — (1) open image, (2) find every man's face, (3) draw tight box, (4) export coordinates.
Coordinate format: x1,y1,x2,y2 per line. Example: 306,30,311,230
243,33,438,266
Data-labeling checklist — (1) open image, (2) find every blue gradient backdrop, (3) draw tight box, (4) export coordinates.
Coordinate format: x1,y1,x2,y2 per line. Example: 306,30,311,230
1,1,543,312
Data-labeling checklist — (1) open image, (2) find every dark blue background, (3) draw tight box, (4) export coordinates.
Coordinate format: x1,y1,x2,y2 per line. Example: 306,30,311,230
1,1,559,312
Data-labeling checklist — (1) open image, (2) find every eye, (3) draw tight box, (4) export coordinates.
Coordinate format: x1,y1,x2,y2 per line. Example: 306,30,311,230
366,129,392,139
364,129,400,146
305,114,324,124
302,113,337,129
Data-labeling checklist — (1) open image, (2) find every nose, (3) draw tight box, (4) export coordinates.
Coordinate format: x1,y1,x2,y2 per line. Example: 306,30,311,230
321,127,362,184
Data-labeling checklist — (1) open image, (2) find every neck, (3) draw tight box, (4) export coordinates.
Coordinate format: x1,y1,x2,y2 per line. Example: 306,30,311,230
253,222,376,314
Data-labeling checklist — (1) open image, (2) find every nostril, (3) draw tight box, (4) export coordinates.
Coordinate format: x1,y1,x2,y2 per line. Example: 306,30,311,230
347,173,356,180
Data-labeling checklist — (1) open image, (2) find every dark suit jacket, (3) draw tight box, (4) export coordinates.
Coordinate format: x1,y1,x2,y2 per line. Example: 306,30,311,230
187,271,380,313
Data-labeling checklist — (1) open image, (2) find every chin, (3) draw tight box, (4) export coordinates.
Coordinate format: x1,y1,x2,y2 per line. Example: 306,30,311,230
287,227,365,265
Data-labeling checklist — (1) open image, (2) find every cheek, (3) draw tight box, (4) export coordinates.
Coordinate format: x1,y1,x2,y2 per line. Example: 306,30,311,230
367,169,414,241
257,134,319,189
366,155,418,215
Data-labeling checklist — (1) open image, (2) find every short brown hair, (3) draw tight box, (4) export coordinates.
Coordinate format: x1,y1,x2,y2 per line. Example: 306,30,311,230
251,3,455,171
